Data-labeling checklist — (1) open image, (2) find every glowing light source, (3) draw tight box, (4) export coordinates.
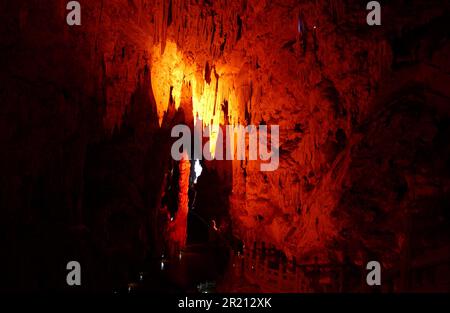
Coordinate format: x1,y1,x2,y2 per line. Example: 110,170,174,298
194,159,203,183
212,219,218,231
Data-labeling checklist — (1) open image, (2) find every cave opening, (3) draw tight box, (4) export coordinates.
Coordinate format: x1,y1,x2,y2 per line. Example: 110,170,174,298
186,158,233,245
148,145,234,293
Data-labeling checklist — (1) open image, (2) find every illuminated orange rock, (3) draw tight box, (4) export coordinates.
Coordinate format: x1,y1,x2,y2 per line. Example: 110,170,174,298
166,158,191,256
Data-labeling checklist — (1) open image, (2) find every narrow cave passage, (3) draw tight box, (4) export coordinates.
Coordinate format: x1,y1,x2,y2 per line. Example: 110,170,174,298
187,159,233,245
129,83,237,292
162,157,234,292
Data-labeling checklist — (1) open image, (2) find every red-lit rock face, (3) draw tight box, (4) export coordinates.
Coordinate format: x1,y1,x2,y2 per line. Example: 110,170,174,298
133,0,393,263
132,0,450,268
165,159,190,255
1,0,450,291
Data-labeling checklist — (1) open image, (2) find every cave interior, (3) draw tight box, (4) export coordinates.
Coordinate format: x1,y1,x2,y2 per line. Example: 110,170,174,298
1,0,450,293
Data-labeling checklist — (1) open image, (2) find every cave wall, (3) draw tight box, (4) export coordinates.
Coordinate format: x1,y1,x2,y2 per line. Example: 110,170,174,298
143,0,450,271
0,0,163,291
